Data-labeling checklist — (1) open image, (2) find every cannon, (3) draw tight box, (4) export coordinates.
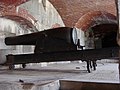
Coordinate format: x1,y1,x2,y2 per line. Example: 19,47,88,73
4,27,119,73
5,27,78,53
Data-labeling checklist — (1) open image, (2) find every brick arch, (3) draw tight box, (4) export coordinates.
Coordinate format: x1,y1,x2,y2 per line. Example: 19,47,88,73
48,0,116,27
1,15,38,32
0,0,117,28
75,11,117,31
0,5,38,32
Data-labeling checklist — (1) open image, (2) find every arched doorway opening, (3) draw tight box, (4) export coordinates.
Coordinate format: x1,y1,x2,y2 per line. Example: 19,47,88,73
75,11,118,49
74,11,118,72
92,23,118,48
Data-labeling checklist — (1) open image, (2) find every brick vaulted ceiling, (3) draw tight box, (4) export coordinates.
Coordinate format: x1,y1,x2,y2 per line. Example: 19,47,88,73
0,0,117,28
0,0,29,6
48,0,117,27
0,0,38,32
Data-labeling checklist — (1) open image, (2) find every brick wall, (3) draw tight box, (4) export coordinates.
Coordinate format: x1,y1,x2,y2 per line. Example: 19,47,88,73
49,0,116,27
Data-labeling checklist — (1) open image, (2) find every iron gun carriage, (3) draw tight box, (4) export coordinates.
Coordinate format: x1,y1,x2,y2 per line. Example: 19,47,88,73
5,27,119,73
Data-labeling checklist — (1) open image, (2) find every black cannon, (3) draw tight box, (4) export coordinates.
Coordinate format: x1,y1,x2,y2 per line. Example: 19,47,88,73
5,27,119,73
5,27,77,53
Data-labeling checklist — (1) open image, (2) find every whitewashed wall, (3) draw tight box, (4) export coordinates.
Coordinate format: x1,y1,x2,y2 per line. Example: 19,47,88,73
19,0,65,31
0,0,65,64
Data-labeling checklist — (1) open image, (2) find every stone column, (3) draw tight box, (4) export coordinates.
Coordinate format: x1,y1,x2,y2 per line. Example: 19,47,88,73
116,0,120,82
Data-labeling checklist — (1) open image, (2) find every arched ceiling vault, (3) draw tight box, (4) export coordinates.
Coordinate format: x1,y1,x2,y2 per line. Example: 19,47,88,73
1,15,38,32
0,0,38,32
0,0,117,30
0,0,29,6
75,11,117,31
48,0,117,27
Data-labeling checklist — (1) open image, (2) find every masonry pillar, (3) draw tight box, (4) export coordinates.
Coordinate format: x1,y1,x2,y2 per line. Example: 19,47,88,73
116,0,120,82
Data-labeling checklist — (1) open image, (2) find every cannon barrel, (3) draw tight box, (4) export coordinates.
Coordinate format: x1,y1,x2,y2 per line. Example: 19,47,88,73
5,27,77,45
5,27,78,53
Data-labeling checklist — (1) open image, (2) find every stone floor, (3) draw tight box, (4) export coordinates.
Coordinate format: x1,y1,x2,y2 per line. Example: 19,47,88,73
0,59,119,90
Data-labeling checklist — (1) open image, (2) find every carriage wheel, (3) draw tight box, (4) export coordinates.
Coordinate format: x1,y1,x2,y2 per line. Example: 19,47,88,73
22,64,26,68
9,64,15,70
